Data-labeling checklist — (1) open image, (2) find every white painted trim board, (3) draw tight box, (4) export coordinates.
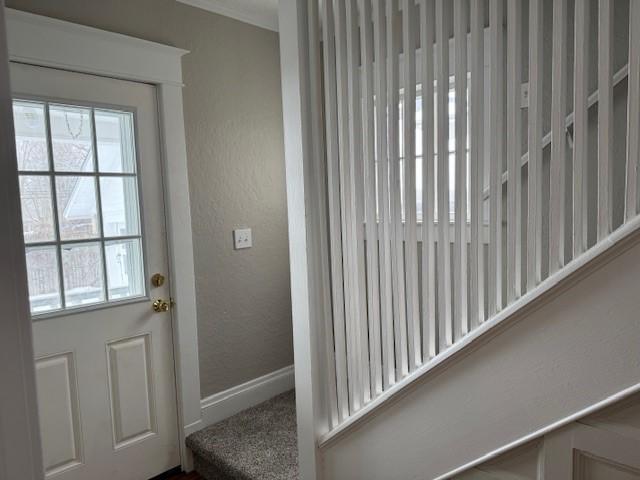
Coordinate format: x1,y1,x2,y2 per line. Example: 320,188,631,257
195,365,295,432
278,1,325,478
0,3,44,478
6,8,187,86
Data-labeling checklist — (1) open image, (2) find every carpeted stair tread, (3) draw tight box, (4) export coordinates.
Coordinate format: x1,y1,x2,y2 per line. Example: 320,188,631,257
186,390,298,480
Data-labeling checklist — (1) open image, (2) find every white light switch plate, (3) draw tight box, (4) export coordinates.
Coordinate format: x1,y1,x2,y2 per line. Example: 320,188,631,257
233,228,252,249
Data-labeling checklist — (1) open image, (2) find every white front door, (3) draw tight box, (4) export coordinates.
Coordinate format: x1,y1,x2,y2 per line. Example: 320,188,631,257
10,62,180,480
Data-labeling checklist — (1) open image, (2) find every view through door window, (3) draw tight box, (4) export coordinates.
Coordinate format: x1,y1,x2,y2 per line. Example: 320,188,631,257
13,100,145,315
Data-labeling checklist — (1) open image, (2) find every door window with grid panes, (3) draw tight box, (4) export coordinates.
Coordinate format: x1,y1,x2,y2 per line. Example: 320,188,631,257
13,100,145,315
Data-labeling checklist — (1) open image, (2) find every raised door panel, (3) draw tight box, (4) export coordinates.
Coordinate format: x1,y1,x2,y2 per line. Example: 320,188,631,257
35,352,83,477
106,334,157,449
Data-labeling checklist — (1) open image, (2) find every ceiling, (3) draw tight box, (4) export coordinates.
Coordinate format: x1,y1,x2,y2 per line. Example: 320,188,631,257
177,0,279,31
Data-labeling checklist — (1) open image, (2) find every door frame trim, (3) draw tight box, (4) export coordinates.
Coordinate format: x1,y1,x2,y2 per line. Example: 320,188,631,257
0,4,44,479
5,7,202,469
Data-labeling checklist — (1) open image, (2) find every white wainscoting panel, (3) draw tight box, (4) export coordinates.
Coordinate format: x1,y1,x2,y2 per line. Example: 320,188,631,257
452,393,640,480
580,395,640,443
106,334,157,450
577,453,640,480
35,352,83,477
198,365,295,430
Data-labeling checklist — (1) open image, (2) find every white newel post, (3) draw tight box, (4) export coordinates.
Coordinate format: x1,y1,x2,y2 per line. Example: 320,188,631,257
279,0,329,479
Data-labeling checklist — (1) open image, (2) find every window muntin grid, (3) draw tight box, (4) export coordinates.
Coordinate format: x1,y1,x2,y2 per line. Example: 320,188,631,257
379,75,471,224
399,77,471,224
13,99,146,316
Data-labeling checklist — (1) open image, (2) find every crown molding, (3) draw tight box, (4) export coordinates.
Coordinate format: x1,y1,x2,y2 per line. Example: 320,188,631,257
177,0,278,32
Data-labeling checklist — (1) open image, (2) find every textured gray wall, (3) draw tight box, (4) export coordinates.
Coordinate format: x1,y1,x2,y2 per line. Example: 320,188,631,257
6,0,293,398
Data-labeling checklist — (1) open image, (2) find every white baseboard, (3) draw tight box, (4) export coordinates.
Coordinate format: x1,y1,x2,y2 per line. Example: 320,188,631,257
183,419,204,437
198,365,295,429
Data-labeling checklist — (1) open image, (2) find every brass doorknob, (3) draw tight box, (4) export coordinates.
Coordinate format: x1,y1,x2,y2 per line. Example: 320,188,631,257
152,299,170,313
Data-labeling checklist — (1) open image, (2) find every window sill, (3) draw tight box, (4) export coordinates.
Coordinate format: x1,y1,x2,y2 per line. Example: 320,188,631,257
31,294,149,321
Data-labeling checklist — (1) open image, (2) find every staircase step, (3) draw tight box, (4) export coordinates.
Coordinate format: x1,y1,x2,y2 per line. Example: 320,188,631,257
186,390,298,480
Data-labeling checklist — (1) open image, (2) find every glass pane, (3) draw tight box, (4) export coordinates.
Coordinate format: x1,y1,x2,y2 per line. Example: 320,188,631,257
25,246,61,313
416,94,423,157
56,176,100,240
50,105,94,172
417,157,423,222
13,101,49,171
105,239,144,300
449,152,456,222
95,110,136,173
448,88,456,153
61,242,105,307
100,177,141,237
399,94,404,157
19,176,56,243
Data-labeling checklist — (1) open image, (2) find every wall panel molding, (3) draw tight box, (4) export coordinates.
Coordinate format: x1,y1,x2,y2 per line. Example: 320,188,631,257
450,394,640,480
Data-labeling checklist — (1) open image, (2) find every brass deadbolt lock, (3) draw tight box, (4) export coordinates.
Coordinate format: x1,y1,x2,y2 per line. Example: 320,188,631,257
151,273,165,287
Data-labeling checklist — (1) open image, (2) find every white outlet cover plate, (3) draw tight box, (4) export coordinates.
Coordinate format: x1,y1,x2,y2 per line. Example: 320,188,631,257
233,228,252,249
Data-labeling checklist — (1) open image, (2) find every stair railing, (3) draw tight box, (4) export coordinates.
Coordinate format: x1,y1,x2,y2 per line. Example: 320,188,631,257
279,0,640,450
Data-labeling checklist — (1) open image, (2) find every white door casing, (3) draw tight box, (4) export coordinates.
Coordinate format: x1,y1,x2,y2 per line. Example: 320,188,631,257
4,7,202,474
0,3,44,479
